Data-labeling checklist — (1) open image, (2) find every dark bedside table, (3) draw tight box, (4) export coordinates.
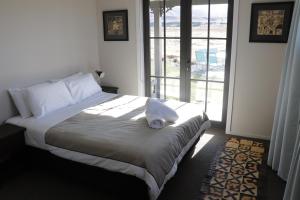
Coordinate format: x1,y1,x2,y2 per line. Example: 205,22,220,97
102,85,119,94
0,124,25,163
0,124,26,185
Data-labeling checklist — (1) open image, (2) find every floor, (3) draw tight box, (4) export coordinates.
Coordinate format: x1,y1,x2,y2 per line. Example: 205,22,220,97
0,129,286,200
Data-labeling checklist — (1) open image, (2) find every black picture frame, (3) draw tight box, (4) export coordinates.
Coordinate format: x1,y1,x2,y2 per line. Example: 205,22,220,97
249,2,294,43
103,10,129,41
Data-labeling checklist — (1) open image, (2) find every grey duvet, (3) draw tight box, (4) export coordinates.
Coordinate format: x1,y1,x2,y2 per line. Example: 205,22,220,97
45,95,210,199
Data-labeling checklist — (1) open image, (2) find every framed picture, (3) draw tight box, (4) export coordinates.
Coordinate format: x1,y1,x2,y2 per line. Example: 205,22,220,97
103,10,129,41
249,2,294,43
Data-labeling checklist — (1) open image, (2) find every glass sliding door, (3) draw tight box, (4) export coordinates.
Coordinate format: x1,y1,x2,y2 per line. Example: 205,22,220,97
144,0,233,127
190,0,231,123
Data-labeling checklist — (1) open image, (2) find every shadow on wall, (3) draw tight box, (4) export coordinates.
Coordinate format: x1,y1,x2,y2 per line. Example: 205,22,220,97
0,90,17,124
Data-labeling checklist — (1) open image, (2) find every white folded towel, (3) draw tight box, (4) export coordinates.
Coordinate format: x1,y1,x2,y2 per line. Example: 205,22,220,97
145,113,166,129
145,98,179,129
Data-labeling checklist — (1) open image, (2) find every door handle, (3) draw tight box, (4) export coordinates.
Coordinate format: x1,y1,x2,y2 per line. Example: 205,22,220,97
186,59,191,71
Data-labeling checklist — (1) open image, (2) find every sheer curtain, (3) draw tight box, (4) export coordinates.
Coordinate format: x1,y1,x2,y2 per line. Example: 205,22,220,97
267,1,300,200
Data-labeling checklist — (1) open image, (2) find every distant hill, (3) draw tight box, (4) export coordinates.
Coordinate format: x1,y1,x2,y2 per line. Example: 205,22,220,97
150,17,227,27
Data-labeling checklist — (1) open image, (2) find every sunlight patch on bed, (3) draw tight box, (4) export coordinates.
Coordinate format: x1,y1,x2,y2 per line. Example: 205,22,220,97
191,133,214,158
130,112,146,120
82,95,147,118
83,106,103,115
102,107,138,118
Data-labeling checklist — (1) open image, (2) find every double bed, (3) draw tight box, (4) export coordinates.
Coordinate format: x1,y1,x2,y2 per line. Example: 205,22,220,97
7,92,210,200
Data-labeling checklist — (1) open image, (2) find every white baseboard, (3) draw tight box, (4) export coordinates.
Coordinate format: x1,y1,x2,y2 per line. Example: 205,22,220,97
226,131,271,141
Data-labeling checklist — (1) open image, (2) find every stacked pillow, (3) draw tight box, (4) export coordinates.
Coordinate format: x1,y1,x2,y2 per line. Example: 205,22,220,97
26,81,75,118
8,72,102,119
8,88,32,118
64,73,102,104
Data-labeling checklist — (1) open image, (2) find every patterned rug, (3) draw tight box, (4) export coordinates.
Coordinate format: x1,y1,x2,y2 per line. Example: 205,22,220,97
200,137,266,200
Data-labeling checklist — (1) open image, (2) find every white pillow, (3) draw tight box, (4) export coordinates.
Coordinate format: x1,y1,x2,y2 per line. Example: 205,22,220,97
50,72,83,83
65,73,102,103
26,81,74,118
8,88,32,118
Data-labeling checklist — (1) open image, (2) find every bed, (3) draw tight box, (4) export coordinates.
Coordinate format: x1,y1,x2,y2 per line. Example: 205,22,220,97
7,92,211,200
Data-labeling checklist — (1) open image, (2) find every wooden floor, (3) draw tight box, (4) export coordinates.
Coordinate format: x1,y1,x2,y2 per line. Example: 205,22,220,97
0,129,286,200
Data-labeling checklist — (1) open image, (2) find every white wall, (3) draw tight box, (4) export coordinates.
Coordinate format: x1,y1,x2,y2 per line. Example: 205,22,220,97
0,0,99,124
97,0,144,96
98,0,289,139
227,0,291,140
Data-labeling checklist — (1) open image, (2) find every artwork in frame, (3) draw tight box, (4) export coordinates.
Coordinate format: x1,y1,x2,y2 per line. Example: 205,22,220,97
249,2,294,43
103,10,129,41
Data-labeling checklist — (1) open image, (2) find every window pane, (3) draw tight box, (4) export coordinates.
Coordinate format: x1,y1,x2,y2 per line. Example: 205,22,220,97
190,80,206,112
192,0,208,38
191,39,207,80
150,0,164,37
166,39,180,78
151,77,165,99
166,79,180,100
165,0,181,37
207,82,224,121
210,1,228,38
208,39,226,81
150,39,164,77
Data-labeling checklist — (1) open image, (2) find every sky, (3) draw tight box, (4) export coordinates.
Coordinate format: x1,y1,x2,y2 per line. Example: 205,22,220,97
170,4,228,18
150,4,228,22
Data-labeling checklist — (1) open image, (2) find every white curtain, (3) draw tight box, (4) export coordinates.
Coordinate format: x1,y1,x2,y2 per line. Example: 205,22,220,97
268,1,300,200
284,125,300,200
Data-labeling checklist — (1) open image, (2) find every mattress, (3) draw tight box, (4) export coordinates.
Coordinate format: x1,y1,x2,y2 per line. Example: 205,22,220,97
7,93,211,200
